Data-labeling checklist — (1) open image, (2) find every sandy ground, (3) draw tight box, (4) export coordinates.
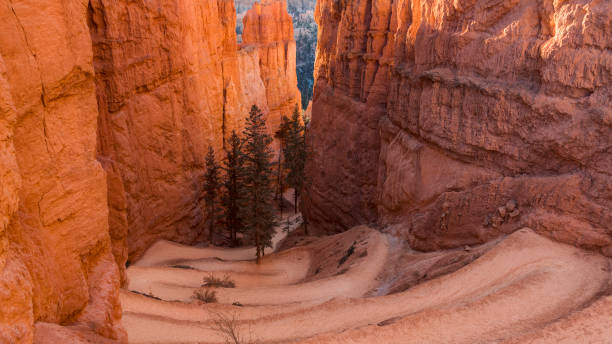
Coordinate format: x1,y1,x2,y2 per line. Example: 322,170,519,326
122,225,611,344
134,215,301,268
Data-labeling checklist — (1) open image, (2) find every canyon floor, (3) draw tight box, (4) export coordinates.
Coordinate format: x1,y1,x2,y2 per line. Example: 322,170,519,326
120,213,612,344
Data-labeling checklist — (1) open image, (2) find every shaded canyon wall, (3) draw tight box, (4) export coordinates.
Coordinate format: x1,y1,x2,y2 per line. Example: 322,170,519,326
304,0,612,254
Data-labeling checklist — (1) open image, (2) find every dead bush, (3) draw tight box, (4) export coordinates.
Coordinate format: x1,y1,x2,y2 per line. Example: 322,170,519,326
203,273,236,288
194,288,218,303
209,311,257,344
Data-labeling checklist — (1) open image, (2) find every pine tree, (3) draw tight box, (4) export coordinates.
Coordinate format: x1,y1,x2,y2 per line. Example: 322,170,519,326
221,131,246,247
242,105,277,264
274,115,291,217
283,106,307,215
204,146,221,243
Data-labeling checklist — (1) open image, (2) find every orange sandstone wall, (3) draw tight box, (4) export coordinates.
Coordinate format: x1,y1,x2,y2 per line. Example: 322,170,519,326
0,0,124,342
242,0,302,132
304,0,612,254
89,0,300,263
89,0,247,263
0,0,300,341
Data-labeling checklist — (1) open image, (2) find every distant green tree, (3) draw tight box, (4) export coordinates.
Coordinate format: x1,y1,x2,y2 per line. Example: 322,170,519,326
242,105,277,264
221,131,246,247
204,146,221,243
274,115,292,217
283,106,307,214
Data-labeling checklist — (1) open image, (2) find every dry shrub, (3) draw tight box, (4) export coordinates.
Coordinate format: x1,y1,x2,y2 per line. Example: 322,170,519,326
194,288,218,303
203,273,236,288
209,311,258,344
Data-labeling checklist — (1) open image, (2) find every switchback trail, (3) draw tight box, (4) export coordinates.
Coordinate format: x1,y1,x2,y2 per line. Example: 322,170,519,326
122,220,611,343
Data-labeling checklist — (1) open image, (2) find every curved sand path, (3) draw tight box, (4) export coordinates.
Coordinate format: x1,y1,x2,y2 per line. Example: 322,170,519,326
127,227,386,305
127,248,313,301
504,295,612,344
134,215,301,268
123,228,610,343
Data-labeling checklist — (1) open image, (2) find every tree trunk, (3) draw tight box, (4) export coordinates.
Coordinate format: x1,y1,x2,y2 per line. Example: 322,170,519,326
294,190,298,214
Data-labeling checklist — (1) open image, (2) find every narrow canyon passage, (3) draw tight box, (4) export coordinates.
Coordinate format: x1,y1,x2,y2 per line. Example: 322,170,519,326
0,0,609,343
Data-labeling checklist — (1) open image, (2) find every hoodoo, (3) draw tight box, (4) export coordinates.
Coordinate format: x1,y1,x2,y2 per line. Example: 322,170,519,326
242,0,302,132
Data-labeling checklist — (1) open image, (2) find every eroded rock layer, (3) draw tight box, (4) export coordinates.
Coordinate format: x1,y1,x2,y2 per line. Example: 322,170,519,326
242,0,302,132
0,0,300,341
90,0,244,265
89,0,300,263
304,0,612,254
0,0,123,342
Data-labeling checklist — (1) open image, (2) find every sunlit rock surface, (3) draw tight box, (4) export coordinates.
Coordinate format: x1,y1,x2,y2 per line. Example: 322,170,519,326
90,0,300,264
0,0,301,341
0,1,123,342
242,0,302,132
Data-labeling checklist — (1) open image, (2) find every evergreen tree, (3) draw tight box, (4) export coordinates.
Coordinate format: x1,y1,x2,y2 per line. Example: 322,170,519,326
204,146,221,243
283,107,307,214
242,105,277,264
274,116,292,217
221,131,246,247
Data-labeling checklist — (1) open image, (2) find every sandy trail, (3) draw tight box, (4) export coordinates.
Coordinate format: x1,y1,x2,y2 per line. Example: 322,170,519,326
127,248,312,301
127,226,386,305
198,230,387,305
123,227,610,343
297,230,610,344
134,215,300,268
505,295,612,344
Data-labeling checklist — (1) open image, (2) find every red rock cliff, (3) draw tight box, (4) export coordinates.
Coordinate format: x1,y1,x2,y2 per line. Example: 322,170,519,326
89,0,249,265
89,0,300,265
0,0,300,341
0,1,123,342
304,0,611,254
242,0,302,132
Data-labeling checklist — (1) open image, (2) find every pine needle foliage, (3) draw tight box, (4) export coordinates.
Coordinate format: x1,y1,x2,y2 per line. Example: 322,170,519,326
283,106,308,214
275,115,292,215
204,146,221,243
242,105,277,264
221,131,247,247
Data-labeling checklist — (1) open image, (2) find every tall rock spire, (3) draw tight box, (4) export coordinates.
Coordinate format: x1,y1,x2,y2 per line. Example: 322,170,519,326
241,0,302,134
